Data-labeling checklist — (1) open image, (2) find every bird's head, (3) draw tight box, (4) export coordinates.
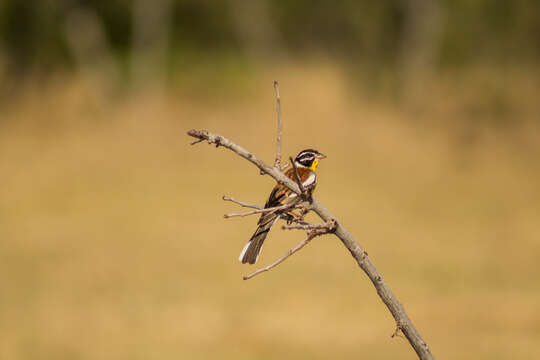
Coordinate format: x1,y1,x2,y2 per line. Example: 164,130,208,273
294,149,326,171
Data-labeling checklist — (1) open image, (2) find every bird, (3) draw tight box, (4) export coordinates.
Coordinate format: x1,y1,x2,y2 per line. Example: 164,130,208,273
239,149,327,264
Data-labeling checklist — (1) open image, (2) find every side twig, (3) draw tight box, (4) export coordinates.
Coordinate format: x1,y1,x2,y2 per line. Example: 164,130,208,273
223,195,304,222
188,130,300,193
273,80,283,169
190,138,204,145
224,203,298,219
282,222,332,231
243,226,333,280
222,195,261,210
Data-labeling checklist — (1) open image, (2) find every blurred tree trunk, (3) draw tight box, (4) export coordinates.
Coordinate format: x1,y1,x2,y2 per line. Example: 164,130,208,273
65,7,114,71
64,6,119,99
230,0,281,59
132,0,172,89
400,0,442,104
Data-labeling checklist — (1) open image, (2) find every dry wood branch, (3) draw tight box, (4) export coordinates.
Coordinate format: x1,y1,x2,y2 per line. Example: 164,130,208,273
243,227,330,280
273,80,283,169
310,199,433,358
224,203,297,218
187,129,302,195
223,195,302,222
187,128,434,360
222,195,261,210
190,138,204,145
282,221,333,231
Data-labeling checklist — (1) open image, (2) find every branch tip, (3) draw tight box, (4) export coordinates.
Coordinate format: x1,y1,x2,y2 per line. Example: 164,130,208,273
273,81,283,169
224,203,297,219
222,196,262,210
243,229,321,280
244,218,337,281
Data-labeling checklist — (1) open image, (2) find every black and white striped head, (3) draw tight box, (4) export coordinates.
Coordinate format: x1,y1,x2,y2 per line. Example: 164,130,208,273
294,149,326,171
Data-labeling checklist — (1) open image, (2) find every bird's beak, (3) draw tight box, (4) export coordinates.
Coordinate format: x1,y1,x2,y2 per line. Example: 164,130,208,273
316,153,327,159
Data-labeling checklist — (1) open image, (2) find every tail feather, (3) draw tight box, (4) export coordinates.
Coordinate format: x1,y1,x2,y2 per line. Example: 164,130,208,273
239,214,278,264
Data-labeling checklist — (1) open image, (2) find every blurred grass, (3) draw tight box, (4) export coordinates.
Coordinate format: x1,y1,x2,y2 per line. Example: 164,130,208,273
1,63,540,359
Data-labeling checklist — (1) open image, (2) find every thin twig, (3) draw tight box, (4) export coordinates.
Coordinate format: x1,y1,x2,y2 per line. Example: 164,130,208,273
273,80,283,169
284,218,311,226
187,128,434,360
187,129,301,194
222,195,261,210
223,195,302,222
289,156,305,194
224,203,297,218
282,222,332,231
392,322,404,338
190,139,204,145
243,229,327,280
244,220,336,280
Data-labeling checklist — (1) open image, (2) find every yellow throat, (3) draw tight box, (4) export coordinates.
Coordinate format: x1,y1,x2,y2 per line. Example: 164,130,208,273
310,159,319,172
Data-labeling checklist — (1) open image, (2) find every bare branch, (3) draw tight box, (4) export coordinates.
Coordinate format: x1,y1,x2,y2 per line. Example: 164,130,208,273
310,198,433,359
273,80,283,169
187,129,302,195
222,195,261,210
190,138,204,145
224,202,297,218
223,195,303,222
243,228,329,280
282,219,336,231
187,128,434,360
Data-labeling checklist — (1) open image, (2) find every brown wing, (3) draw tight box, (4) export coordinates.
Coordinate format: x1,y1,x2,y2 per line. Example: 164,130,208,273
239,167,315,264
263,167,312,209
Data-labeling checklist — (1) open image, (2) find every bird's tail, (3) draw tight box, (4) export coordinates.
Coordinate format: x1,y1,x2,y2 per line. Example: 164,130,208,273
239,213,279,264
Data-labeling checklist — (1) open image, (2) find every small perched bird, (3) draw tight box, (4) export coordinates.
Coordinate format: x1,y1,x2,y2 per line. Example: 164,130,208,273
239,149,327,264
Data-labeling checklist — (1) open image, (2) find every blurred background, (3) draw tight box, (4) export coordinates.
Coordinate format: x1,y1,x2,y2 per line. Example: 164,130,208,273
1,1,540,359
